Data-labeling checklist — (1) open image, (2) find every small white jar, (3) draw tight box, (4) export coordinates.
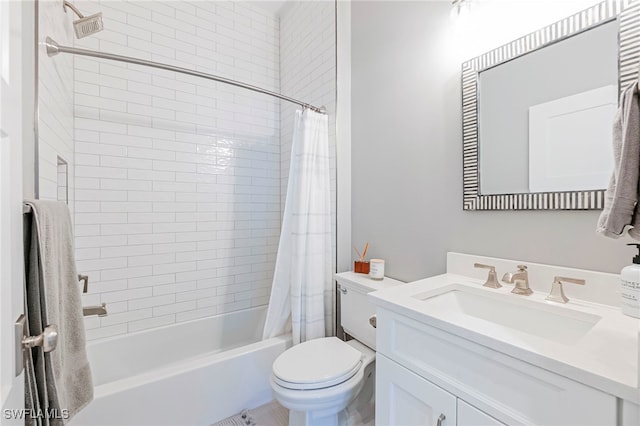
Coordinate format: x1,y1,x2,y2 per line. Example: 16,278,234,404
369,259,385,280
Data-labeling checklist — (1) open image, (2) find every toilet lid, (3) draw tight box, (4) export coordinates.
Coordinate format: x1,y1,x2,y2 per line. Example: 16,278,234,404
272,337,363,390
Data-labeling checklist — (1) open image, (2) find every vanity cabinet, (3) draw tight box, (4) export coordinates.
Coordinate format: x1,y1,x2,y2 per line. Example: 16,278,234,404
376,354,505,426
376,355,456,425
375,307,618,426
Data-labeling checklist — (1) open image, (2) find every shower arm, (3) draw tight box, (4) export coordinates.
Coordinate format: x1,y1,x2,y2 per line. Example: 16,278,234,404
63,1,85,19
44,37,327,114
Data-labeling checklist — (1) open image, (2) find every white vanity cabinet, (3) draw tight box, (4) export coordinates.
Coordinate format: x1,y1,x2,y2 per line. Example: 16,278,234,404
375,307,618,426
376,354,505,426
376,354,456,426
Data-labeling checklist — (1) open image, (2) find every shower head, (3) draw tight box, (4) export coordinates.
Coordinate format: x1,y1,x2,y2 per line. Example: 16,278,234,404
63,1,103,39
72,13,104,39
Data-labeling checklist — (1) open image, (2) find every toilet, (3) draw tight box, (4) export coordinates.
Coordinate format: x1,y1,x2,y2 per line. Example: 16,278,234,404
270,273,401,426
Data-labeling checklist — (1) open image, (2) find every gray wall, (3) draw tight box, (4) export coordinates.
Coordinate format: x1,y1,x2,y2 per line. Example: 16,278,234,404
351,1,631,283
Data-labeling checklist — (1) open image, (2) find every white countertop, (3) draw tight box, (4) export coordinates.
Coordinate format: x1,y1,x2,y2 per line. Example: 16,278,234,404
369,272,640,403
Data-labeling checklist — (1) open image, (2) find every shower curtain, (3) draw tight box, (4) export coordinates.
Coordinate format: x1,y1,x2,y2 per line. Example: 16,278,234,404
262,109,332,345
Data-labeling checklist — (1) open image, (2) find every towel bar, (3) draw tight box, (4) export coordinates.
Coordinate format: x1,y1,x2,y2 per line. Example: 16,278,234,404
14,314,58,376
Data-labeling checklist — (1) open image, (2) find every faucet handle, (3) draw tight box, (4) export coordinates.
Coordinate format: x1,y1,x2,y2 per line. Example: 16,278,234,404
517,264,528,272
474,263,502,289
474,263,494,271
546,276,586,304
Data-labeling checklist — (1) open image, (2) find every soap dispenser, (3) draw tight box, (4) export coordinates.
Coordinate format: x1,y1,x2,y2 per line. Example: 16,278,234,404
621,243,640,318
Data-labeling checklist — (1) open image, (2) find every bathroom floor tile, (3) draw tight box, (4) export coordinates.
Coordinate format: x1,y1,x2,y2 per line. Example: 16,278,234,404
211,400,288,426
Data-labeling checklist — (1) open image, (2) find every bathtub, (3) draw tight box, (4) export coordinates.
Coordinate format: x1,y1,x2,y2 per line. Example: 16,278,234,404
71,306,292,426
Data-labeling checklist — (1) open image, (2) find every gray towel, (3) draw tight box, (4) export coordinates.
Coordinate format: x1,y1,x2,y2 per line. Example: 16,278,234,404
24,201,93,425
597,82,640,239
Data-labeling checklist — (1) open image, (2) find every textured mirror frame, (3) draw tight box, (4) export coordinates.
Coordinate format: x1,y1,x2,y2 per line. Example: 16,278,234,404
462,0,640,211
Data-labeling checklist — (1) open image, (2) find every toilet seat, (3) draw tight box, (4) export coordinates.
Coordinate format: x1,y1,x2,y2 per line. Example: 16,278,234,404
272,337,363,390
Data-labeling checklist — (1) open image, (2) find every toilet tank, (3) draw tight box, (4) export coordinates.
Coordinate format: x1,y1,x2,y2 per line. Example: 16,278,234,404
336,272,403,350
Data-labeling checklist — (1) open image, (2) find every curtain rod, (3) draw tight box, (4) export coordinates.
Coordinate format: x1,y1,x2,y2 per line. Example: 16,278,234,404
45,37,326,114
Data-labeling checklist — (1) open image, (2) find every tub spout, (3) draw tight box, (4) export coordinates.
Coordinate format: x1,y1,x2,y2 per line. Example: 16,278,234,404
83,303,107,317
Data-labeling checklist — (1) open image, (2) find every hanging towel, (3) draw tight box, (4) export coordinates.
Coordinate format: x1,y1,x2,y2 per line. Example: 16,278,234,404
24,200,93,425
597,82,640,239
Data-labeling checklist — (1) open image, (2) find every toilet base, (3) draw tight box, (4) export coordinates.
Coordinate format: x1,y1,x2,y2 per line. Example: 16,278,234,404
289,409,339,426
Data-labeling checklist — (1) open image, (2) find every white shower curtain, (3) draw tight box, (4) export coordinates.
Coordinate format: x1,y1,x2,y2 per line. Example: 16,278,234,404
262,109,333,345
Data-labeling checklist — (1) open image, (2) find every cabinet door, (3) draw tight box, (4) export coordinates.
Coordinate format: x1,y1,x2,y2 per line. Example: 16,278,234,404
457,400,505,426
376,354,456,426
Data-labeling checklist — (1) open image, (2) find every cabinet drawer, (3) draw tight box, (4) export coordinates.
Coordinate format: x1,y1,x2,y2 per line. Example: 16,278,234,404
376,354,456,426
377,308,617,426
458,400,505,426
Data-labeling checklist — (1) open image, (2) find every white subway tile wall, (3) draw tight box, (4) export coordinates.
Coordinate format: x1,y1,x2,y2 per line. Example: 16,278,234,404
39,0,75,203
72,0,286,340
280,1,337,257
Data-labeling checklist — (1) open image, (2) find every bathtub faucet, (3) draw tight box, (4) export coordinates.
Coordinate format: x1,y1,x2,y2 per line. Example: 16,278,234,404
83,303,108,317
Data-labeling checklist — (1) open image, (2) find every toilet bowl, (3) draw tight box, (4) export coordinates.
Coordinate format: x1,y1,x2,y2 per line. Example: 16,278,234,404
270,337,375,426
269,272,402,426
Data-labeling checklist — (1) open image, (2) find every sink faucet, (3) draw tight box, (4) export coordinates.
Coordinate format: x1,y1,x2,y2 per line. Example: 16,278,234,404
502,265,533,296
474,263,502,289
546,276,586,304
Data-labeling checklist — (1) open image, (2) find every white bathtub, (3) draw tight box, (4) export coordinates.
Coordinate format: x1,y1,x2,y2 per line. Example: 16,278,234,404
71,306,291,426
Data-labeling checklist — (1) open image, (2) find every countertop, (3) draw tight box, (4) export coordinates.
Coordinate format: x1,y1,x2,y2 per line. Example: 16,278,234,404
368,272,640,403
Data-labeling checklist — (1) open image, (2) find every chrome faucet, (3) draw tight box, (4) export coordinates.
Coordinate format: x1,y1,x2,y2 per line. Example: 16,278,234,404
502,265,533,295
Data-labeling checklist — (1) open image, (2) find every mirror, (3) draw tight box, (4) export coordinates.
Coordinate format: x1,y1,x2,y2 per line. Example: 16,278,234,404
462,1,640,210
479,21,618,195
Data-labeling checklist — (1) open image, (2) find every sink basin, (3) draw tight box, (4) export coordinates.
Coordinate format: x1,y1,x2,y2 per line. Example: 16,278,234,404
413,284,602,345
